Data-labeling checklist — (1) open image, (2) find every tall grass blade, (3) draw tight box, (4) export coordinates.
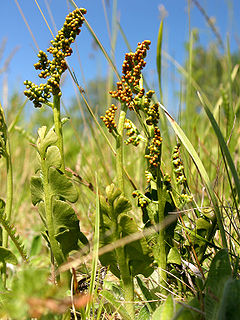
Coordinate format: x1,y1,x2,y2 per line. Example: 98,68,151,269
156,20,163,103
226,35,234,139
205,249,232,320
106,0,118,107
85,174,100,317
100,290,132,320
118,23,131,52
197,92,240,204
156,20,171,149
186,31,193,135
159,103,228,249
8,99,28,133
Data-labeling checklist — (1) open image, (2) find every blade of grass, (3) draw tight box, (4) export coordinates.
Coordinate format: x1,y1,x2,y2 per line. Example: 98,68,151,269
197,91,240,203
8,98,28,133
186,31,193,135
14,0,39,50
100,290,132,320
156,20,163,103
106,0,118,107
156,19,171,150
85,174,100,317
159,102,228,249
226,35,234,139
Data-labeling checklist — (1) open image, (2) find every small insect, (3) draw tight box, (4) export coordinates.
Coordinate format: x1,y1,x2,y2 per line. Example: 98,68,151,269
74,266,108,294
79,86,85,94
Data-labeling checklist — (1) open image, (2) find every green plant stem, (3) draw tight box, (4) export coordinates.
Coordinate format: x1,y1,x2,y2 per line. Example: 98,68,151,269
2,136,13,287
115,104,135,318
114,224,135,319
41,158,64,268
2,141,13,248
116,104,127,194
53,95,65,172
156,167,167,294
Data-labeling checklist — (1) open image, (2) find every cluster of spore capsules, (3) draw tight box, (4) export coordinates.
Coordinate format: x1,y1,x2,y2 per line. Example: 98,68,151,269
24,8,87,108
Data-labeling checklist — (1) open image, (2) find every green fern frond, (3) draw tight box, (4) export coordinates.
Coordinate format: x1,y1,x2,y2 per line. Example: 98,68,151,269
0,210,28,263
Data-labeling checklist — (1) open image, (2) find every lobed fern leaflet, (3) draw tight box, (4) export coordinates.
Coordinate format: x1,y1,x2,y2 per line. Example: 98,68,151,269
0,210,29,262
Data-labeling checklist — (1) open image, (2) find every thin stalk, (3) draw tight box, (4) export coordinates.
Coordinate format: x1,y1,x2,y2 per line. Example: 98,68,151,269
2,140,13,248
2,124,13,287
115,103,135,318
53,95,65,172
41,158,64,267
116,104,127,194
156,167,167,294
117,246,135,319
114,223,135,319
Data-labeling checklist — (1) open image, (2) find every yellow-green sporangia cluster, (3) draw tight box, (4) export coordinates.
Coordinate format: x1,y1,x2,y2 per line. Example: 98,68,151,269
24,8,87,108
102,40,152,133
172,143,187,186
145,127,162,168
172,143,193,203
132,190,150,208
124,119,142,146
100,104,118,134
109,40,151,110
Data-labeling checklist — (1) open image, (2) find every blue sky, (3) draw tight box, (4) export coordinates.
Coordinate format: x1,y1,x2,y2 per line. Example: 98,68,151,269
0,0,239,111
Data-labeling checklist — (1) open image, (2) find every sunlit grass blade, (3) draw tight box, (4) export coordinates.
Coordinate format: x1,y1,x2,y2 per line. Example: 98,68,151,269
8,99,28,133
106,0,118,107
118,23,131,52
156,20,163,103
197,91,240,202
85,174,100,317
204,64,239,139
225,35,234,139
100,290,132,320
159,102,228,249
156,19,171,150
186,31,193,134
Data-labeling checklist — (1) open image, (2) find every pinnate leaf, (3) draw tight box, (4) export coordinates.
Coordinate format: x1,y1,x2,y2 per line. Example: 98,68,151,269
0,247,18,265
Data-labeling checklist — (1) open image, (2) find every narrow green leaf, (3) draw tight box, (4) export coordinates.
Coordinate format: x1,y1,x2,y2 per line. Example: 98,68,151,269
156,20,163,102
198,91,240,202
205,249,232,320
172,298,202,320
226,36,234,138
86,174,100,317
218,279,240,320
30,235,42,257
101,290,131,320
152,295,175,320
159,103,228,249
138,305,150,320
136,276,158,312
